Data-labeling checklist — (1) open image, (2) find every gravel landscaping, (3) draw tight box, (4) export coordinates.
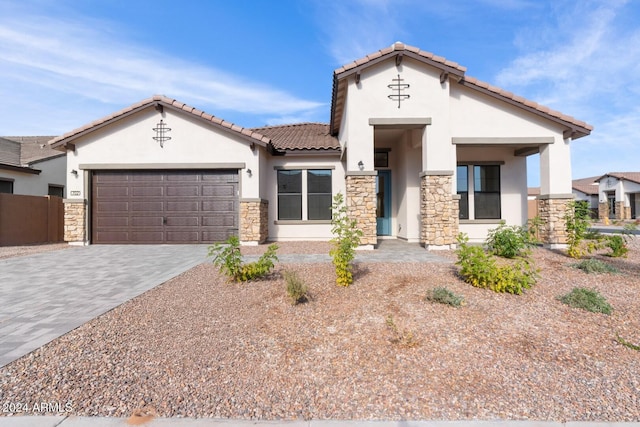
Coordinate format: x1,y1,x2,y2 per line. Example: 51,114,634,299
1,238,639,421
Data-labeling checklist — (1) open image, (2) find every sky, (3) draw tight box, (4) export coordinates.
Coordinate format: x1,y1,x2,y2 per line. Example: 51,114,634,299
0,0,638,186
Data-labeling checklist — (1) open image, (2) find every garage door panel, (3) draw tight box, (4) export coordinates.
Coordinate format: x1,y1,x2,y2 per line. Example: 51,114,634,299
131,201,164,212
202,200,236,212
166,185,200,197
202,173,238,182
202,215,235,227
131,231,165,242
92,170,238,244
97,201,129,212
96,186,130,197
166,201,200,212
202,184,236,197
165,216,199,226
132,186,164,197
131,216,164,227
166,231,200,242
96,217,129,227
201,230,236,242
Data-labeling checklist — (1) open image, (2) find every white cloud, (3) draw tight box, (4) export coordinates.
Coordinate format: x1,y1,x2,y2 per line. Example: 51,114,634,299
0,5,324,134
494,0,640,179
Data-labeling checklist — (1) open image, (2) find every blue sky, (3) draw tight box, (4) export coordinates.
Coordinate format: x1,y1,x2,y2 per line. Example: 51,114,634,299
1,0,638,186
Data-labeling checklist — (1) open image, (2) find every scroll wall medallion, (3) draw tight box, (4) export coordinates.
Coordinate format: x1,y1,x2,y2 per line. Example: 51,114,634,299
388,74,410,108
153,119,172,147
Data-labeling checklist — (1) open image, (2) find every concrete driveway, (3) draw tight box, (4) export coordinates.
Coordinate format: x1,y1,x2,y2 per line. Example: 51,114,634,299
0,245,210,367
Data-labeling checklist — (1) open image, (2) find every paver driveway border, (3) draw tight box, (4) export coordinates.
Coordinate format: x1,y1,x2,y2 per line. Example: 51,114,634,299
0,245,210,368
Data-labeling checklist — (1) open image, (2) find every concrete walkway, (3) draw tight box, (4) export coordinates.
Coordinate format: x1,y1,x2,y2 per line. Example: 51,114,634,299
0,245,210,368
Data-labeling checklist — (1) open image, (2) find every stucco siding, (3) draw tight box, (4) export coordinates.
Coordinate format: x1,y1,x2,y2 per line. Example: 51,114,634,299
66,107,258,199
1,155,66,197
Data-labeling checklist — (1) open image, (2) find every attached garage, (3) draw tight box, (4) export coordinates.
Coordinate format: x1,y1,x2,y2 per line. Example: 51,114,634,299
92,170,238,244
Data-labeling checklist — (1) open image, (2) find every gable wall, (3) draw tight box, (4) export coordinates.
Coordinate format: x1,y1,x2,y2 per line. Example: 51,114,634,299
342,58,452,172
66,107,260,199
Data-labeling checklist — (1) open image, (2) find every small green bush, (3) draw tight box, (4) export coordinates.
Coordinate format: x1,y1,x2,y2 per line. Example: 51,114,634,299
283,269,308,305
571,258,619,274
565,200,596,258
329,192,363,287
208,236,279,282
425,287,465,307
557,287,612,314
455,234,538,295
605,235,628,257
385,315,419,348
485,221,535,258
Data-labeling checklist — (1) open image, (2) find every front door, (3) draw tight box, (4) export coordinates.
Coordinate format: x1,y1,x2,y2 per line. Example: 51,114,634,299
376,170,391,235
607,193,616,219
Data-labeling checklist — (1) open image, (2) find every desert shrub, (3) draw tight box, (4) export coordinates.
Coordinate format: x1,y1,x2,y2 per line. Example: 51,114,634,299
425,287,465,307
557,287,612,315
565,200,597,258
571,258,619,274
283,269,308,305
526,216,543,244
605,235,628,258
485,221,535,258
208,236,279,282
385,315,419,348
329,192,363,287
455,233,538,295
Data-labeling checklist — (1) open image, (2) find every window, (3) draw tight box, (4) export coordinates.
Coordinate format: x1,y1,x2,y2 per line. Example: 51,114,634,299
456,166,469,219
277,170,302,220
0,179,13,194
48,185,64,198
474,165,501,219
457,164,501,220
277,168,333,221
307,170,332,220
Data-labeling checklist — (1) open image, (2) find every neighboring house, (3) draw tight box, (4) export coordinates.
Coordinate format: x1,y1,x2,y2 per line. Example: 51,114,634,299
595,172,640,220
0,136,66,197
49,42,592,248
571,176,600,218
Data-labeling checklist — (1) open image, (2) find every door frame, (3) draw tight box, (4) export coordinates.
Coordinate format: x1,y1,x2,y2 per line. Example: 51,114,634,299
376,170,392,236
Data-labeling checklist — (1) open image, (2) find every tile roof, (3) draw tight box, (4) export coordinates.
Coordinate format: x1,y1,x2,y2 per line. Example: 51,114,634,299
251,123,340,152
596,172,640,186
330,42,593,139
0,136,63,168
49,95,271,149
572,176,600,195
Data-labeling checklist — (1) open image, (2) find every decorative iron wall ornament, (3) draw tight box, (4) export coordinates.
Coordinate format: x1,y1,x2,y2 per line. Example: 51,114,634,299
152,120,172,147
388,74,410,108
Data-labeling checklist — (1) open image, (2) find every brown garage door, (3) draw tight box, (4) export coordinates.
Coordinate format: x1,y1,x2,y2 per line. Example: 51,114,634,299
92,170,238,244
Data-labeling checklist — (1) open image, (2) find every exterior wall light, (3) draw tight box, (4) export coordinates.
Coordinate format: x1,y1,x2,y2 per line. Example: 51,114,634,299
70,169,78,176
358,160,364,170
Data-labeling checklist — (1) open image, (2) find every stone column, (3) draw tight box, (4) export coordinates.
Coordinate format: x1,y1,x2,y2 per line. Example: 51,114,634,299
598,202,608,221
64,199,86,244
538,195,572,248
615,201,626,220
345,173,377,247
625,206,632,220
420,173,459,250
239,199,268,244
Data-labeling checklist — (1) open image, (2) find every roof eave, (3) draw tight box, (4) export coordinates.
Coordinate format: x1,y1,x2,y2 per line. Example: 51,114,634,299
49,99,271,150
0,163,41,175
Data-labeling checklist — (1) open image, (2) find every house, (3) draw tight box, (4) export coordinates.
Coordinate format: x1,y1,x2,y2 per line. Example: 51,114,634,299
0,136,66,197
49,42,592,248
595,172,640,220
571,176,600,218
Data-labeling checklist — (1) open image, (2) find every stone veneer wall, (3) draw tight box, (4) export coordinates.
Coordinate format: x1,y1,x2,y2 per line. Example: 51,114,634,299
345,174,377,246
615,201,626,220
420,174,459,248
625,206,632,220
598,202,608,220
538,197,571,246
239,199,268,243
64,199,86,243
